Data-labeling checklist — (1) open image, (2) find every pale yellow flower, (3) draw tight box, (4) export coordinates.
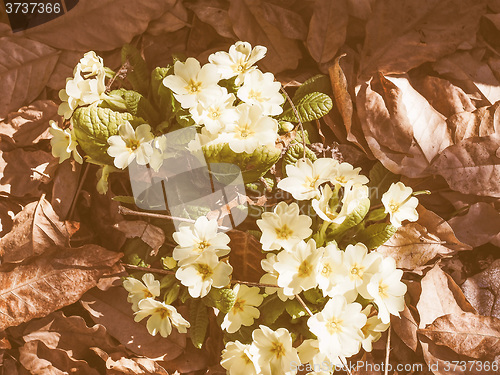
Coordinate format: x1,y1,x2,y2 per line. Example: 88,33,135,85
122,273,160,312
381,182,419,228
221,284,263,333
134,298,190,337
49,121,83,164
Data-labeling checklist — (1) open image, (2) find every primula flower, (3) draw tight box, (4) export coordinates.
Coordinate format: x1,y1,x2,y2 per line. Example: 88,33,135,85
366,256,407,324
221,341,258,375
256,201,312,251
107,122,154,169
122,273,161,312
274,239,322,296
330,162,369,187
175,251,233,298
148,135,176,172
259,254,293,302
316,242,345,297
49,121,83,164
237,70,284,116
361,305,390,352
134,298,190,337
77,51,105,78
278,158,338,201
297,339,341,373
172,216,230,266
381,182,419,228
307,295,366,360
190,87,238,134
209,41,267,85
162,57,221,109
336,243,383,303
334,183,370,225
311,184,340,223
249,325,300,375
221,284,263,333
223,103,278,154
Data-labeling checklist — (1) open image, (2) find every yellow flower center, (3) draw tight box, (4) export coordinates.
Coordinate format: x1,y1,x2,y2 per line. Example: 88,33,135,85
388,200,400,213
336,176,347,184
197,241,209,252
378,282,389,298
241,352,252,365
270,341,285,358
297,260,313,278
196,263,213,281
349,264,364,280
236,124,253,139
186,79,202,94
232,298,245,313
128,140,140,151
208,108,221,120
326,317,343,335
155,307,171,320
305,176,319,188
248,89,264,102
321,263,332,277
275,224,292,240
142,289,153,298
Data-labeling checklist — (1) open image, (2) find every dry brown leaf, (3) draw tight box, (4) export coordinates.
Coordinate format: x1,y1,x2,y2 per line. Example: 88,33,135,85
228,0,302,74
357,74,453,177
391,304,419,352
0,148,55,197
359,0,486,78
159,340,208,374
416,265,475,329
426,134,500,198
347,0,375,20
461,259,500,319
22,311,119,360
80,286,186,360
419,336,467,375
448,202,500,247
92,348,169,375
50,159,82,219
0,100,58,148
434,51,500,106
0,37,59,118
419,312,500,359
114,220,165,256
227,230,264,283
261,2,308,41
146,0,189,35
0,245,122,331
46,51,86,91
409,75,475,118
446,101,500,143
22,0,177,51
0,197,22,237
185,0,236,39
18,340,100,375
0,196,69,263
376,205,471,272
307,0,348,65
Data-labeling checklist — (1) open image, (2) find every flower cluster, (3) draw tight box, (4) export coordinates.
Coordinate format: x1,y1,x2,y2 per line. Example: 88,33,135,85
122,273,190,338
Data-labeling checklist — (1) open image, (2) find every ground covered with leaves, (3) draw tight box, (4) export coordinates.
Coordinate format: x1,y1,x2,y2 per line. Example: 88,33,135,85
0,0,500,374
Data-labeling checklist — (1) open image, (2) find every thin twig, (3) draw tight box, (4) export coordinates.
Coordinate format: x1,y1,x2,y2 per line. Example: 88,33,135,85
384,326,391,375
230,280,279,288
106,61,130,92
281,87,307,159
295,294,313,316
31,168,51,179
118,206,231,231
68,162,90,220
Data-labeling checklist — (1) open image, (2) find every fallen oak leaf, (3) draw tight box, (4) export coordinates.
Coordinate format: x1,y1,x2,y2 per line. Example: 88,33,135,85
227,230,265,283
0,195,70,264
184,0,236,39
0,245,123,331
446,101,500,142
92,347,169,375
418,312,500,360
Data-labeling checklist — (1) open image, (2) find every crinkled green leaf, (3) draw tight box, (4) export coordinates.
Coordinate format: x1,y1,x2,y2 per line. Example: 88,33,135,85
259,295,286,325
189,298,209,349
282,143,317,175
285,299,307,320
357,223,397,249
280,92,333,123
203,287,236,314
303,288,326,306
72,105,145,164
203,143,281,183
121,44,149,95
106,89,160,125
293,74,331,102
328,198,370,239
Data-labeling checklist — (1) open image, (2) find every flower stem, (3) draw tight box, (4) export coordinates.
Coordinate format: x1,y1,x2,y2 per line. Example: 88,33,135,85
280,87,307,159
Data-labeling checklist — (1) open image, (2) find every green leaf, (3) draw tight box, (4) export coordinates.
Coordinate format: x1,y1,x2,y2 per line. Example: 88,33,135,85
356,223,397,249
164,284,180,305
282,143,317,175
285,299,307,320
111,195,136,204
203,143,281,183
189,299,209,349
327,198,370,239
72,105,144,164
303,288,326,306
368,162,400,199
203,287,236,313
121,238,151,266
280,92,333,123
366,208,388,222
160,274,177,290
121,44,150,95
105,89,160,126
259,295,286,325
293,74,331,102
